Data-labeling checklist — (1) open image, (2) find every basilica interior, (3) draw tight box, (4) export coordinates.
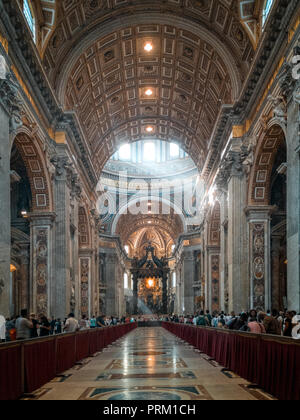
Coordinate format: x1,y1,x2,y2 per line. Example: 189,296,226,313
0,0,300,402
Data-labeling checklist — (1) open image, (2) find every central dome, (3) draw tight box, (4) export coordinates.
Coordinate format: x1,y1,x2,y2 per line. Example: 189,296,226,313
102,139,197,179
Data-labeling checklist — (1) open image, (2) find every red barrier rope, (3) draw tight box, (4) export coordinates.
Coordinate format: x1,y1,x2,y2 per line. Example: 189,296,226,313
162,322,300,401
0,322,137,400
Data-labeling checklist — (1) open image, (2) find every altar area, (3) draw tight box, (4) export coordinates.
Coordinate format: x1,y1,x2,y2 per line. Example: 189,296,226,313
130,244,170,315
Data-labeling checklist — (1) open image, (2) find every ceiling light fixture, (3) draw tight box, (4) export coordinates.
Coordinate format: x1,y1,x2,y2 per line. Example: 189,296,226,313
144,43,153,52
145,89,153,96
146,126,154,133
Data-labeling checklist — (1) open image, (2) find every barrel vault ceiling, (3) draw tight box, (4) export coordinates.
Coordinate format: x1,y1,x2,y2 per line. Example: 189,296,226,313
43,0,255,179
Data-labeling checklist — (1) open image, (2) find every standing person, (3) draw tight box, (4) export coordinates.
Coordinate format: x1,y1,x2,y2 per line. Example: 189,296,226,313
50,317,56,335
55,318,62,334
5,318,15,342
205,310,212,325
64,313,79,333
16,309,33,340
30,314,39,338
79,314,89,330
248,316,266,334
39,315,51,337
96,314,106,328
283,312,294,337
197,311,209,327
90,316,97,329
217,314,226,328
0,314,6,342
263,309,281,335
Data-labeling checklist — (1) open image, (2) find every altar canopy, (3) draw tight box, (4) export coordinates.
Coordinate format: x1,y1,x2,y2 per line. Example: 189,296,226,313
130,244,170,314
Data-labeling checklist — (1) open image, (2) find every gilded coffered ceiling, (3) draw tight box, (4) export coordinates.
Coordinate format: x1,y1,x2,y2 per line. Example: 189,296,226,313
43,0,255,179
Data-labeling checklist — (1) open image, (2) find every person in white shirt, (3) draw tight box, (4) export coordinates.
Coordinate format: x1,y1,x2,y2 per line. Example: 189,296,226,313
63,313,79,333
0,315,6,342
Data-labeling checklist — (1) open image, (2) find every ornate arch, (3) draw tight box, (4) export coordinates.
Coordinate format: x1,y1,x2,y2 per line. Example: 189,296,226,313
248,124,286,206
12,129,52,211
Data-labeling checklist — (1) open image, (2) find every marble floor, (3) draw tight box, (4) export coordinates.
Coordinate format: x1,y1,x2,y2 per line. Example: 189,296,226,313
23,327,276,400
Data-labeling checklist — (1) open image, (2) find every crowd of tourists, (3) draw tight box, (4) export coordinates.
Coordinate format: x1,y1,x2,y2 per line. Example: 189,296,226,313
168,309,300,337
0,310,136,343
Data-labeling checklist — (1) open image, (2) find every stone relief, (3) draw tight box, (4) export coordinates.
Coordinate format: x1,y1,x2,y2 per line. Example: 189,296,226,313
268,95,287,126
293,88,300,105
0,58,23,133
251,223,265,311
36,229,48,315
80,259,89,316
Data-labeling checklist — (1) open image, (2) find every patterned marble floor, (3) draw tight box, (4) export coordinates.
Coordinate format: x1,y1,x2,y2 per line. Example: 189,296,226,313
24,327,276,400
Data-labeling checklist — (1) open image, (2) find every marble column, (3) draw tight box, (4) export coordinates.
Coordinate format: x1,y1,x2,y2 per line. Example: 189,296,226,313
217,190,228,312
29,213,55,317
0,53,22,317
18,242,30,311
182,250,195,314
133,274,138,315
287,84,300,312
103,249,118,316
162,274,168,314
51,151,73,319
226,152,248,314
245,206,274,311
271,235,283,311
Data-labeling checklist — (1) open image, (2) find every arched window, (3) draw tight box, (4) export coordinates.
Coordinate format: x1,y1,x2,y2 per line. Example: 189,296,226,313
172,272,176,288
124,273,129,289
119,144,131,161
262,0,274,26
170,143,179,159
23,0,36,41
143,142,156,162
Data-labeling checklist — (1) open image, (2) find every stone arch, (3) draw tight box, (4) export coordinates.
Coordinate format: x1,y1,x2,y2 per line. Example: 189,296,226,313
12,130,53,212
78,206,91,248
248,125,286,206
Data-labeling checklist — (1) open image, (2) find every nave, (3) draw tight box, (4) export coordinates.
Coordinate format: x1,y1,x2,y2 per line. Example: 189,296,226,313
22,328,276,401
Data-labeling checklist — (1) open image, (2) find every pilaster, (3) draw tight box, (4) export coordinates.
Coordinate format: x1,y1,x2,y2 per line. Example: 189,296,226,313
245,206,276,311
0,51,22,317
29,212,55,317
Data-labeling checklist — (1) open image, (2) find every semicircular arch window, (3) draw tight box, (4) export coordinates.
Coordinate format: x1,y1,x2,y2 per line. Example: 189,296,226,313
262,0,274,27
23,0,36,41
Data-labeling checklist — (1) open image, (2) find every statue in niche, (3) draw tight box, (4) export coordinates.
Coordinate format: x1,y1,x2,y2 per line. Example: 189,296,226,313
241,135,257,176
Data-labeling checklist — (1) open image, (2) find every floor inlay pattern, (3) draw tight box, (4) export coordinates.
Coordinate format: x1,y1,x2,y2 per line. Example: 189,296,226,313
78,385,213,400
29,327,275,400
96,371,197,381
